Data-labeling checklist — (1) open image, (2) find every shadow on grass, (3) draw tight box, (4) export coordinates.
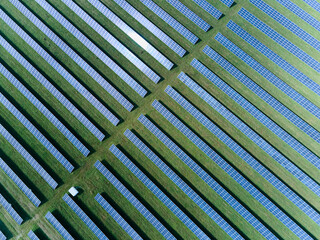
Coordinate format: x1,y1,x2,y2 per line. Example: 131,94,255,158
34,228,50,240
0,219,12,239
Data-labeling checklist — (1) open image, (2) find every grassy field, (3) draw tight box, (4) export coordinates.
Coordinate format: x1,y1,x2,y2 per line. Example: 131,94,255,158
1,0,320,239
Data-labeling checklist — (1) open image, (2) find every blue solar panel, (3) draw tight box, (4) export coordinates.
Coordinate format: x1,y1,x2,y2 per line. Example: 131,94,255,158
0,193,23,225
238,8,320,73
0,124,58,189
0,231,6,240
302,0,320,12
249,0,320,53
109,144,210,240
0,92,74,173
177,72,320,208
123,129,243,240
202,45,320,144
27,230,39,240
0,37,92,156
165,84,320,230
9,0,145,101
191,58,320,169
139,0,198,44
114,0,186,58
95,193,142,240
151,99,312,240
60,0,160,84
214,32,320,120
192,0,222,19
166,0,210,31
0,158,41,207
94,160,175,240
219,0,234,7
62,194,108,240
87,0,172,73
45,212,74,240
0,9,120,126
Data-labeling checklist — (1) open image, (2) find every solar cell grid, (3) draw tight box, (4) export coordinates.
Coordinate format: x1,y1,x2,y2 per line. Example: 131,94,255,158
0,193,23,225
151,99,312,239
192,0,223,19
45,212,74,240
0,158,41,207
62,194,108,240
123,129,243,240
303,0,320,12
109,144,210,240
0,231,5,240
28,230,39,240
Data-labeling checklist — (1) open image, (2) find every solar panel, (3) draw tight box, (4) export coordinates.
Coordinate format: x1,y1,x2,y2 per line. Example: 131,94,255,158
123,129,243,240
0,9,120,126
0,92,74,173
202,45,320,145
302,0,320,12
94,160,176,240
139,0,198,44
87,0,172,74
151,99,312,239
0,193,23,225
0,231,6,240
62,194,108,240
0,158,41,207
27,230,39,240
214,32,320,120
191,58,320,169
114,0,186,58
0,124,58,189
219,0,234,7
45,212,74,240
95,193,142,240
177,72,320,210
165,85,320,229
9,0,145,102
109,144,209,240
60,0,160,84
192,0,222,19
0,36,91,156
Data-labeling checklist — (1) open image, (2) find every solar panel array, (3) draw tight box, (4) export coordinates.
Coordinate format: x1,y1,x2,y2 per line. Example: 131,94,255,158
0,193,23,225
45,212,74,240
27,230,39,240
62,194,108,240
95,193,142,240
192,0,223,19
0,231,5,240
0,158,41,207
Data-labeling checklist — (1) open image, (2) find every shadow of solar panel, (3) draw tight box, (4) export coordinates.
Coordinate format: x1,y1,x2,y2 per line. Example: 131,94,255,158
192,0,222,19
109,144,209,240
94,160,176,240
214,32,320,120
0,193,23,225
0,124,58,189
45,212,74,240
95,193,142,240
0,158,41,207
123,129,242,240
62,194,108,240
27,230,39,240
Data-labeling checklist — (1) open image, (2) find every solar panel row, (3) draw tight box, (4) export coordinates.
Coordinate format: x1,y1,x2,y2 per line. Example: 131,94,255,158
238,8,320,73
191,58,320,169
0,124,58,189
166,0,210,32
27,230,39,240
202,45,320,144
114,0,186,58
192,0,222,19
0,35,91,156
1,9,120,127
214,32,320,120
0,193,23,225
9,0,144,103
165,85,320,229
139,0,198,44
94,160,175,240
60,0,160,84
62,194,108,240
177,72,320,206
87,0,172,73
109,144,210,240
0,158,41,207
123,129,243,240
45,212,74,240
0,231,5,240
302,0,320,12
219,0,234,7
145,103,276,239
0,92,74,173
151,99,311,239
95,193,142,240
